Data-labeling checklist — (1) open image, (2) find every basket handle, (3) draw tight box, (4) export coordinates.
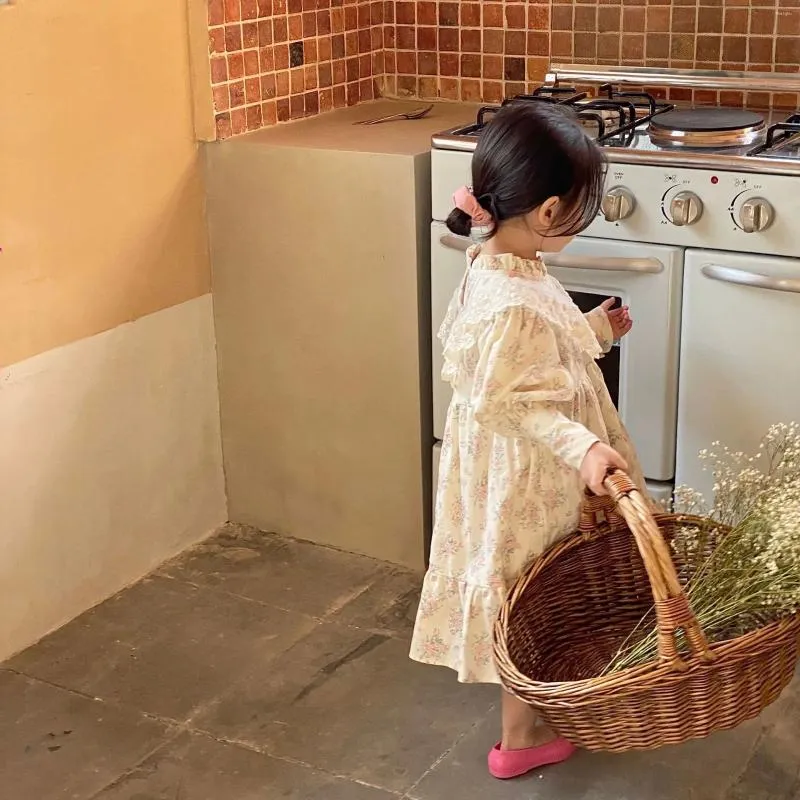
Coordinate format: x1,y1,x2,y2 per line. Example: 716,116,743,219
585,470,715,672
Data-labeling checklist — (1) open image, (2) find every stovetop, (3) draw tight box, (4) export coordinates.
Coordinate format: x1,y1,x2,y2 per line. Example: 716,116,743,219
432,70,800,176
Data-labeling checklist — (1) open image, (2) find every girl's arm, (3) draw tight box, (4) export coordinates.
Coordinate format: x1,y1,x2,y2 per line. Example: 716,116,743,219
471,307,599,471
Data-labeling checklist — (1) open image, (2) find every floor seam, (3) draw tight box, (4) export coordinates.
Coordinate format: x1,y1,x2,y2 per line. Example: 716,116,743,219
403,701,498,799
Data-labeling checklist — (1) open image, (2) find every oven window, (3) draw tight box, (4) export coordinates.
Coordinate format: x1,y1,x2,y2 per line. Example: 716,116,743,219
568,290,622,410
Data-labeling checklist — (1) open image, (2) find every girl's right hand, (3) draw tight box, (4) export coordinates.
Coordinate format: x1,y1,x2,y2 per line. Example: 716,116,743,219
580,442,628,495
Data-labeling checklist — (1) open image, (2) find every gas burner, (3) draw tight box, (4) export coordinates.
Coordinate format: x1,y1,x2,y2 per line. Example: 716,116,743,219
649,108,767,149
750,114,800,160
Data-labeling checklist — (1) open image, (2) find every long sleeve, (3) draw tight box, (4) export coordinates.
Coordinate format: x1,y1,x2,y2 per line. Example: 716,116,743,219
471,307,599,470
584,307,614,354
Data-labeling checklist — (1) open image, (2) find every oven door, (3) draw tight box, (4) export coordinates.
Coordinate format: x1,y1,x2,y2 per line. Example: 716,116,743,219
432,226,683,483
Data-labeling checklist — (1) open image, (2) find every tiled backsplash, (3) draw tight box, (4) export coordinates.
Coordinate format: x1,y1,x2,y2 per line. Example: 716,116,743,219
208,0,383,138
386,1,800,107
209,0,800,138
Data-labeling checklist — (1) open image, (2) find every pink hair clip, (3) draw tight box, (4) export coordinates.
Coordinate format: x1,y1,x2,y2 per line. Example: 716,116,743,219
453,186,493,227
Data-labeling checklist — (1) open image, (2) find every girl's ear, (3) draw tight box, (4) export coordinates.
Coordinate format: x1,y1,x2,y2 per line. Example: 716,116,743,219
536,196,561,230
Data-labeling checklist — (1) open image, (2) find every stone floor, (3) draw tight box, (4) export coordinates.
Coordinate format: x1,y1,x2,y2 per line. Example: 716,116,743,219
2,525,799,800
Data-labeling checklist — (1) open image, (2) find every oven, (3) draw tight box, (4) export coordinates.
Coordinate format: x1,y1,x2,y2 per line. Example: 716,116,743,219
431,223,682,506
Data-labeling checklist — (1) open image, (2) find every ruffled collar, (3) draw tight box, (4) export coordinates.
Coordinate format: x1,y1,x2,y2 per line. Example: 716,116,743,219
466,246,547,279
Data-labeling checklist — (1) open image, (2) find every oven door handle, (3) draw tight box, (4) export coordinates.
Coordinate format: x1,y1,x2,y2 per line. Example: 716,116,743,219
702,263,800,295
541,254,663,273
438,233,472,252
439,234,664,274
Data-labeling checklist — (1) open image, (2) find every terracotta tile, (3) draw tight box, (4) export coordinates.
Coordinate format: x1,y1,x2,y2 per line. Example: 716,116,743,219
209,0,225,26
417,1,436,26
481,54,503,80
575,32,598,60
461,53,481,78
527,31,549,57
671,34,694,61
276,70,290,96
724,8,748,35
646,7,670,32
210,56,228,83
461,28,481,53
257,0,272,16
244,50,260,75
749,37,775,63
396,0,414,25
225,24,243,51
229,80,246,108
417,26,436,50
622,33,645,62
505,30,526,55
439,2,458,26
275,43,290,69
503,56,525,82
397,25,415,49
209,27,226,53
598,5,621,31
505,4,525,28
527,56,548,83
213,84,230,112
698,6,723,34
241,0,258,20
224,0,241,22
552,4,573,30
598,33,621,61
482,3,503,28
396,51,416,74
646,32,670,60
776,36,800,63
777,8,800,33
290,95,305,118
305,90,320,114
418,50,437,75
575,5,597,31
461,79,482,101
246,104,263,131
439,77,460,100
722,35,747,62
257,20,272,45
482,80,503,104
482,29,503,54
273,16,288,42
750,7,777,34
696,35,721,62
529,5,550,31
319,88,334,112
551,31,573,59
276,98,291,121
461,3,481,27
216,112,233,139
672,6,697,33
623,7,645,32
332,33,345,58
440,53,459,76
261,72,277,99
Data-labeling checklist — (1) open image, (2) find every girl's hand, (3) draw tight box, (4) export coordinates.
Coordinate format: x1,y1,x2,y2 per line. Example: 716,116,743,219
580,442,628,496
599,298,633,341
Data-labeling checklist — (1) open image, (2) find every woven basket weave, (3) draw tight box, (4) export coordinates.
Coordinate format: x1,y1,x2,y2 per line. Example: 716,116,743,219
493,471,800,753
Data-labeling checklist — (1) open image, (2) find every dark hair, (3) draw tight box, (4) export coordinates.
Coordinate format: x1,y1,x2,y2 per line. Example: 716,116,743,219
446,101,606,239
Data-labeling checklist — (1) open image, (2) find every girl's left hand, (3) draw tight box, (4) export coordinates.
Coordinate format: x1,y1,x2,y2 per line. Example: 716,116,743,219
599,298,632,340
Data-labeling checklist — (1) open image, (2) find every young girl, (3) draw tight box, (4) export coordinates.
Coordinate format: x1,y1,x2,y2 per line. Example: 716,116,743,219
410,101,646,780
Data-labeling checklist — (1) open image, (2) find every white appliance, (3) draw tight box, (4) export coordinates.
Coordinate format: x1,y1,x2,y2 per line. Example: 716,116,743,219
428,65,800,528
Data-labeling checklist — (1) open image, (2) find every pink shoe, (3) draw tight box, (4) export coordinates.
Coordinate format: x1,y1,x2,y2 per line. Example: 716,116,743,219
487,738,576,780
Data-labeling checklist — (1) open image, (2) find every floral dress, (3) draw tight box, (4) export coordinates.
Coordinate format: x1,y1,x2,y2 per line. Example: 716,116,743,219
409,247,646,684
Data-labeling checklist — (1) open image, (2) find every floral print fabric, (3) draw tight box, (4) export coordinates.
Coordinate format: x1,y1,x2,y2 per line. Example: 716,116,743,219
410,247,645,683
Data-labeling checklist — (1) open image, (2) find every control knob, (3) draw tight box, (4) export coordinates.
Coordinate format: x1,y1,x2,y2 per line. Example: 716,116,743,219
669,191,703,226
738,197,774,233
601,187,635,222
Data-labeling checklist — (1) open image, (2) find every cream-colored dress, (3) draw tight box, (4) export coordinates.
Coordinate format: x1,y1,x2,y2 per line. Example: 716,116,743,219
410,247,646,684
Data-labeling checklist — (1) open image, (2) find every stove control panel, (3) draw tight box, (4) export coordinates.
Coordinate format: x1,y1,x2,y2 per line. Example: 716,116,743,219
584,163,800,258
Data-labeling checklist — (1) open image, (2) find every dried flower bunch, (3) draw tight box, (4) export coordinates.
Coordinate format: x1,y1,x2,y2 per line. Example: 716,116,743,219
606,422,800,673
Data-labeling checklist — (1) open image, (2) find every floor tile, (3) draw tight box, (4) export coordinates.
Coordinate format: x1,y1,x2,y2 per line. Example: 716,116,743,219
160,524,384,618
93,732,396,800
329,564,422,637
193,622,496,794
0,670,170,800
8,576,316,722
409,705,769,800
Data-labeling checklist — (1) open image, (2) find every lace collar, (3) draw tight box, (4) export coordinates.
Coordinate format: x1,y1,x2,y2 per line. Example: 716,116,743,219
466,246,547,279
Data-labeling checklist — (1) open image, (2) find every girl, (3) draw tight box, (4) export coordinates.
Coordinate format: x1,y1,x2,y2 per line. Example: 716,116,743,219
410,101,645,780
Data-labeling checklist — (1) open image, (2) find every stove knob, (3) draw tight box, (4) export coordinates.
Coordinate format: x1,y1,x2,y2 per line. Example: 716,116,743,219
669,191,703,227
738,198,774,233
601,187,635,222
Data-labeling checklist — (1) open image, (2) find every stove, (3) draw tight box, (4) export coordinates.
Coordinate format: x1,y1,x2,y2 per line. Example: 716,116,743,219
427,65,800,537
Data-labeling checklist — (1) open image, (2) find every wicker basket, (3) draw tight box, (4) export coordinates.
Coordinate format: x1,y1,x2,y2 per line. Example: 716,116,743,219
493,471,800,753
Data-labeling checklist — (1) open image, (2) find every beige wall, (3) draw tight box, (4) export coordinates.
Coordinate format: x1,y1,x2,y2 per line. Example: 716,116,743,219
0,0,210,367
0,1,227,659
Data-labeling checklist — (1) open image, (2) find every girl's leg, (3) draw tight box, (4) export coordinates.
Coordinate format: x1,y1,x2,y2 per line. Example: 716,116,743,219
500,690,557,750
